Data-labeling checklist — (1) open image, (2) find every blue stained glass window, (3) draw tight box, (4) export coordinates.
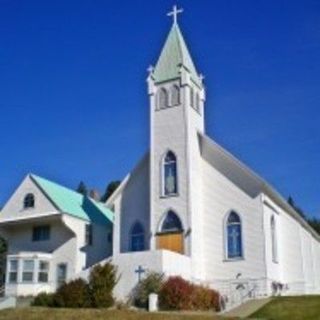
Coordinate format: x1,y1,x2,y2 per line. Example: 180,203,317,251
161,211,183,233
227,212,242,259
163,151,177,196
130,222,145,252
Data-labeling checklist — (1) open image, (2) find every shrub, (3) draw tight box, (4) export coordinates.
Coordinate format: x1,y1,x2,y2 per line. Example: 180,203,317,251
89,262,118,308
32,292,55,307
134,272,164,308
159,276,194,310
159,276,220,311
191,285,220,311
54,278,90,308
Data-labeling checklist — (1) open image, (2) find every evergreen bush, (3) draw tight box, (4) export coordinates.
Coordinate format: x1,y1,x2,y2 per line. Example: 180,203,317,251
89,262,118,308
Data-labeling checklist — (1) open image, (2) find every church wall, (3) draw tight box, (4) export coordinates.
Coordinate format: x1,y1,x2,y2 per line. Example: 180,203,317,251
262,195,320,295
311,238,320,292
262,202,281,285
201,157,266,283
186,102,205,280
277,207,305,293
300,227,317,293
116,155,150,253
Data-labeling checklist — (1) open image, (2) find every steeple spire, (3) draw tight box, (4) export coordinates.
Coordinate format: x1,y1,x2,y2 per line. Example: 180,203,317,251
167,5,183,25
153,6,201,85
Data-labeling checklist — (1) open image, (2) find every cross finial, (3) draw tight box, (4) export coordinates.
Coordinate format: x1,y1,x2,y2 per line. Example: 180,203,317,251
167,5,183,24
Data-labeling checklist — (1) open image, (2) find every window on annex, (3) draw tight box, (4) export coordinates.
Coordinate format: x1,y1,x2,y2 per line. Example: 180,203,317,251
22,259,34,282
38,261,49,283
8,259,18,283
23,193,35,209
85,224,93,246
32,225,50,242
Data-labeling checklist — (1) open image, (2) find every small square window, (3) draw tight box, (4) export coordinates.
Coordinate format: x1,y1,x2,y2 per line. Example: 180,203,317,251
32,225,50,241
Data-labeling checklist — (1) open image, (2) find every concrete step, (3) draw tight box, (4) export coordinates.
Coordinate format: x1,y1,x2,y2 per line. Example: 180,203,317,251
223,298,271,318
16,296,33,308
0,296,16,310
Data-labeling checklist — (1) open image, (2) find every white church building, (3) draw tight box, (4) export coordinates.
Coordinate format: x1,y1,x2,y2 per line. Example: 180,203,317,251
1,6,320,305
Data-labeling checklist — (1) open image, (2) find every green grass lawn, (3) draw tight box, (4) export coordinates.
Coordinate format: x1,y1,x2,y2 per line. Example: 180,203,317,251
250,296,320,320
0,307,230,320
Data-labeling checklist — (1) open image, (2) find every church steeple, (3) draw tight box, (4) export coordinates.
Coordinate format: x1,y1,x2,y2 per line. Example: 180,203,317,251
153,7,201,86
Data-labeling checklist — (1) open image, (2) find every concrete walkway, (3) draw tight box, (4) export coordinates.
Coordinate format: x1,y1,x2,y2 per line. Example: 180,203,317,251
223,298,272,318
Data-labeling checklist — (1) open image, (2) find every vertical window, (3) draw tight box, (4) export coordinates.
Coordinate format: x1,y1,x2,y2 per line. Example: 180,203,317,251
195,93,200,112
171,85,180,106
38,261,49,283
158,88,169,109
22,259,34,282
226,212,243,259
8,259,18,283
130,222,145,252
32,225,50,241
85,224,93,246
57,263,67,287
190,87,194,108
162,151,178,196
271,216,278,263
24,193,35,209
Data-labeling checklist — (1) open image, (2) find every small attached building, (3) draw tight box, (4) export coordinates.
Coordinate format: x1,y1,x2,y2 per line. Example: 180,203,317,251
0,174,113,297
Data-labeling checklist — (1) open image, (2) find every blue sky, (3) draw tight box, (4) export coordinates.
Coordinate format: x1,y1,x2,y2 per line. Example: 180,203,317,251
0,0,319,217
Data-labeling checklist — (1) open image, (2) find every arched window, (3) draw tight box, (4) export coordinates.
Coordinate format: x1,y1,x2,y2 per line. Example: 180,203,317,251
24,193,35,209
190,87,194,108
158,88,169,109
130,222,145,252
226,211,242,259
161,211,183,233
162,151,178,196
195,93,200,112
271,216,278,263
171,85,180,106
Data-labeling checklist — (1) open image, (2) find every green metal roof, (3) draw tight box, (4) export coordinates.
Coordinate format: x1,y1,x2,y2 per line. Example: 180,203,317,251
153,22,200,85
31,174,113,225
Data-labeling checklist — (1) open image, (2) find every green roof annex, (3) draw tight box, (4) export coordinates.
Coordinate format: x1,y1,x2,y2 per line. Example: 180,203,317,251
30,174,113,225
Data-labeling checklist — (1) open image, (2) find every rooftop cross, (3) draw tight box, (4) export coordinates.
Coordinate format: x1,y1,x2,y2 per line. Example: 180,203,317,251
167,5,183,24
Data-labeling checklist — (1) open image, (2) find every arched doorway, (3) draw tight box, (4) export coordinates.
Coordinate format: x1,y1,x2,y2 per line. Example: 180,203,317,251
156,210,184,254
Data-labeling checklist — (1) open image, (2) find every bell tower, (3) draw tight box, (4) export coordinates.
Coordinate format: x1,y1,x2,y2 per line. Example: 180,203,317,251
147,6,206,279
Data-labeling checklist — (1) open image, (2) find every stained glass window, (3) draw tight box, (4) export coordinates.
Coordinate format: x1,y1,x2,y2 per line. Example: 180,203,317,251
163,151,177,196
131,222,145,252
227,212,242,259
161,211,182,233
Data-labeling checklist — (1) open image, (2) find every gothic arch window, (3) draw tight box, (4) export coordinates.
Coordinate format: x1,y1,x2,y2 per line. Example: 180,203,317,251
158,88,169,109
190,87,194,108
162,151,178,196
23,193,35,209
171,85,180,106
130,222,145,252
226,211,243,259
271,216,278,263
160,210,183,233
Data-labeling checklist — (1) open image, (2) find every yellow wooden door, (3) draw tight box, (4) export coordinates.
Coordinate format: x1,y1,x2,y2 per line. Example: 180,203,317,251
156,233,184,254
